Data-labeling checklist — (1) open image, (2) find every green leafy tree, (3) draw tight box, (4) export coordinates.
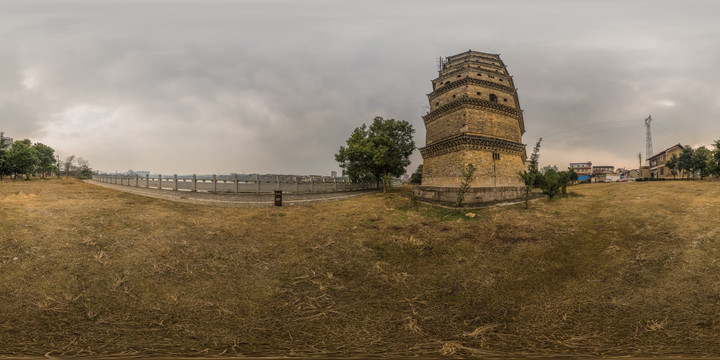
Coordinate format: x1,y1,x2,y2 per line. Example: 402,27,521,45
456,164,476,207
409,164,423,184
336,126,373,183
712,140,720,178
678,145,694,179
518,171,535,209
32,142,57,178
518,138,542,209
665,154,680,179
540,168,561,200
692,146,713,180
6,139,39,179
567,168,579,184
336,116,415,193
0,132,9,179
558,171,571,196
79,163,93,179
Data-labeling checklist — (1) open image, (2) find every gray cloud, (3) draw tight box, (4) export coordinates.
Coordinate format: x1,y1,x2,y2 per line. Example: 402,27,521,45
2,0,719,175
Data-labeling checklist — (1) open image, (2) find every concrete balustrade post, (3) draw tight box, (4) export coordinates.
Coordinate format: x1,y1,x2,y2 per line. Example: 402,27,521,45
295,177,299,194
310,178,314,193
255,174,260,194
135,175,139,187
146,174,149,188
192,174,197,192
334,178,337,192
213,174,217,193
234,174,239,193
173,174,178,191
157,174,162,190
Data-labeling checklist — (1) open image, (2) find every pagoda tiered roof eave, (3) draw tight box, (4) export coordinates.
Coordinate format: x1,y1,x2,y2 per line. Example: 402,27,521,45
427,77,515,98
422,98,521,124
419,133,526,159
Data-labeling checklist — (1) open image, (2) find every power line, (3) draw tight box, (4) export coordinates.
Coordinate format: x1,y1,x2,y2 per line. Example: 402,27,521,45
653,121,692,145
540,120,637,139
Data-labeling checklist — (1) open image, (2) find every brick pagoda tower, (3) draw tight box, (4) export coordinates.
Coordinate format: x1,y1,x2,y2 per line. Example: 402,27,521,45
413,50,527,205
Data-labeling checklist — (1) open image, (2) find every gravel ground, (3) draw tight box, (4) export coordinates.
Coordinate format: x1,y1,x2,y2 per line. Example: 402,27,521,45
85,180,379,207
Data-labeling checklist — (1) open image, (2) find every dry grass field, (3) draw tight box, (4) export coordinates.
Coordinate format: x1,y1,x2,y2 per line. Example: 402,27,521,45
1,178,720,357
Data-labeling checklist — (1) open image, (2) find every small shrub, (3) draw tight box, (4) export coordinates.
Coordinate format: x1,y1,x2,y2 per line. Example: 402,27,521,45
456,164,476,207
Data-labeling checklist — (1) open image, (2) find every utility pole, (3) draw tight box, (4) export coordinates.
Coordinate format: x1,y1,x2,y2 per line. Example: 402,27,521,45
638,152,642,170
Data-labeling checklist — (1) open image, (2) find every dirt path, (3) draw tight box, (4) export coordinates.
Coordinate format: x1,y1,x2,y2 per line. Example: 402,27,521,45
85,180,379,207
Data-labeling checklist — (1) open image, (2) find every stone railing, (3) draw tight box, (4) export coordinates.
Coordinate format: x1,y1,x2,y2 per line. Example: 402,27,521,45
92,174,377,194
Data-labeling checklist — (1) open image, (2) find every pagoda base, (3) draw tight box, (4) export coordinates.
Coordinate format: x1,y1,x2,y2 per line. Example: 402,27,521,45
413,185,525,207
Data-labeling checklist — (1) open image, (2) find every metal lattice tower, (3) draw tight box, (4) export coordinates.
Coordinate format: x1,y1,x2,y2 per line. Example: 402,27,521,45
645,115,653,161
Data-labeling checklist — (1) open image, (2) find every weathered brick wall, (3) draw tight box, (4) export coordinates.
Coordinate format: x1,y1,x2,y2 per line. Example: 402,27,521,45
422,149,524,187
425,108,522,145
430,83,516,109
412,185,525,206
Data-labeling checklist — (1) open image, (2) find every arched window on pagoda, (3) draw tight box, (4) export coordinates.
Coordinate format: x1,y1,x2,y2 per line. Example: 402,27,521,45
489,94,498,102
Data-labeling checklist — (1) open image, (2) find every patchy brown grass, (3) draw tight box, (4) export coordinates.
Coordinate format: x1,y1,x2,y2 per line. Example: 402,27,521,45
1,178,720,357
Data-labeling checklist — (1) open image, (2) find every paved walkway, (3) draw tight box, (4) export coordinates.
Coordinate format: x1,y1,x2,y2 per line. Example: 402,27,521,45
86,180,379,208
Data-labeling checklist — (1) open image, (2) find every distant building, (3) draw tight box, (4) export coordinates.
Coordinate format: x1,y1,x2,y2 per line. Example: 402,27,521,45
331,171,337,178
593,165,615,175
640,166,651,179
593,171,621,183
622,169,640,179
648,144,685,178
569,161,592,176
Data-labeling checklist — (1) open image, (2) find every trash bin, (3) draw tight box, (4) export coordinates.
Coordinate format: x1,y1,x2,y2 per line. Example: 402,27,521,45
274,190,282,206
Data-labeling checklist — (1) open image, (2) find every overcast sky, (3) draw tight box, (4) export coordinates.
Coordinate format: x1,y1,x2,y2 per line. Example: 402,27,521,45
2,0,719,175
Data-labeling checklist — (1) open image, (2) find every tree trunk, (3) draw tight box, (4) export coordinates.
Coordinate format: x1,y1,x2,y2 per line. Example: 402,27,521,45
382,170,387,193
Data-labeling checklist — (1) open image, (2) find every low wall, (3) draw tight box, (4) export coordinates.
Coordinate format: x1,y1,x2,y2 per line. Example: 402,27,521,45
93,174,376,194
413,185,525,206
